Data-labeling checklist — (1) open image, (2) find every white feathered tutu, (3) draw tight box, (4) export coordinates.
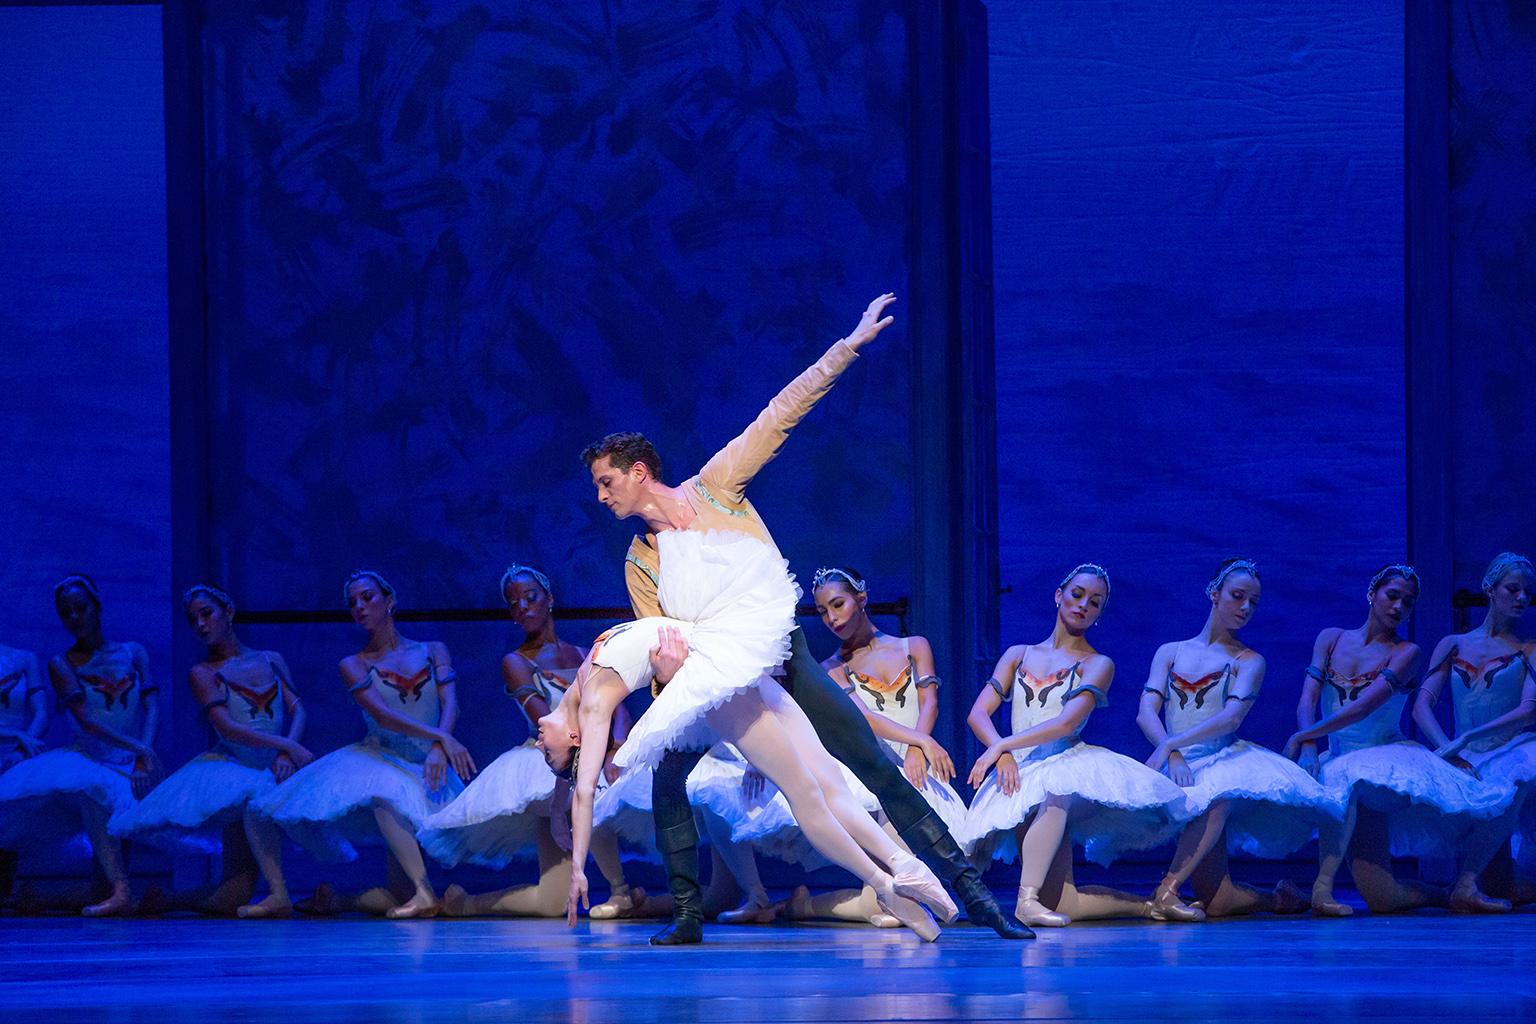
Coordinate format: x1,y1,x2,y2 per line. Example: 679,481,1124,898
960,742,1191,866
417,745,555,868
109,752,275,852
1320,741,1511,857
605,531,800,773
250,740,463,862
1176,740,1341,858
0,747,137,849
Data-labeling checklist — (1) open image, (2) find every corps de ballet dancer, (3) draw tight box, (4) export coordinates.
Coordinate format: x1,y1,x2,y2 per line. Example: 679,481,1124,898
576,293,1025,943
251,571,477,918
1137,560,1333,917
0,639,46,903
533,527,957,942
419,563,667,919
1417,552,1536,906
1285,565,1509,914
0,575,161,916
774,566,968,928
960,564,1194,927
109,585,314,917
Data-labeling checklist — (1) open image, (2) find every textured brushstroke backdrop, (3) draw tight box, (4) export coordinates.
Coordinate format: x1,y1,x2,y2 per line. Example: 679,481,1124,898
199,3,915,757
989,1,1407,758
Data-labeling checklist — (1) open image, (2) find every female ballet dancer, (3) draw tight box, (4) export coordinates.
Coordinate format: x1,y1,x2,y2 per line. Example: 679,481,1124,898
1137,560,1332,917
420,564,665,919
1417,552,1536,905
771,566,967,928
1284,565,1508,914
0,575,161,915
533,528,956,941
0,641,46,901
252,571,476,918
960,564,1194,927
110,585,314,917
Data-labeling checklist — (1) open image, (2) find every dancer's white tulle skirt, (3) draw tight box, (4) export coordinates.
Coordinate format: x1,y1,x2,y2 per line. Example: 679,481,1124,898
109,752,275,852
607,531,800,772
1320,741,1511,857
417,746,556,868
250,740,463,863
1177,741,1342,858
1465,733,1536,796
959,743,1191,866
0,748,136,849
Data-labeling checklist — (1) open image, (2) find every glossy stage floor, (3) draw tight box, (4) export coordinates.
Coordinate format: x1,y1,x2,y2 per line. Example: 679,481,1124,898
4,907,1534,1023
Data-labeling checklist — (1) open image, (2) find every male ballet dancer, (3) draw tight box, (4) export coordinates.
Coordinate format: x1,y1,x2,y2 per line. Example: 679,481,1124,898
581,294,1030,943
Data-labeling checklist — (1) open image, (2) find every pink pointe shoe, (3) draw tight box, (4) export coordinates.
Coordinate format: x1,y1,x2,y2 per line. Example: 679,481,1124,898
889,851,959,923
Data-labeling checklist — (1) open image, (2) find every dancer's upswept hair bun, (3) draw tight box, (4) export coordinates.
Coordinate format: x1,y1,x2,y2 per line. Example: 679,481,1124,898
54,574,101,610
1206,558,1260,599
1481,552,1535,592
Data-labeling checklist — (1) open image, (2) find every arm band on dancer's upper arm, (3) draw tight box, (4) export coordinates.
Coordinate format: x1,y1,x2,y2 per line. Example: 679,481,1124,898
1063,684,1108,708
63,689,85,706
1304,665,1327,683
987,677,1010,701
1225,692,1258,703
1380,668,1409,693
1142,685,1165,698
435,670,458,686
509,683,541,702
1420,687,1440,706
200,696,229,713
841,682,856,695
916,674,940,689
346,676,371,694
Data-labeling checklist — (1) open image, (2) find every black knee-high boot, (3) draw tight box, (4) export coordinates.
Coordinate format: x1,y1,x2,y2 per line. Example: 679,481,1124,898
650,749,706,945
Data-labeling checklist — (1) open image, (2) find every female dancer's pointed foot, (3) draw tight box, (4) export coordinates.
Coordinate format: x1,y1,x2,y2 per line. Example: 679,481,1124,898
82,883,133,918
296,883,341,917
1014,886,1070,927
1146,886,1205,922
237,894,293,919
385,889,440,919
874,878,940,942
439,884,469,918
591,886,660,920
1310,885,1354,917
1449,882,1511,914
717,896,778,925
889,851,959,923
1269,879,1310,915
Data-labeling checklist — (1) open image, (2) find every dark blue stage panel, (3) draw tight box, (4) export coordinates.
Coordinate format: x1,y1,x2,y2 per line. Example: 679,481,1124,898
989,1,1406,754
0,6,171,694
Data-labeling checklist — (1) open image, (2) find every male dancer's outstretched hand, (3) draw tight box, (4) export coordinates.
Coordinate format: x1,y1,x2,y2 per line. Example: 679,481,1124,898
843,293,897,351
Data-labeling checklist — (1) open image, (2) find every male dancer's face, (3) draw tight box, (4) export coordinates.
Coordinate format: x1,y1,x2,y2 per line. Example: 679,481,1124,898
589,455,647,520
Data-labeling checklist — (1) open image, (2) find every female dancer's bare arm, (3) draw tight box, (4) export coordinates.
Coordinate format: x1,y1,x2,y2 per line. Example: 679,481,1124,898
1411,637,1458,749
344,660,476,781
48,654,158,770
563,679,622,926
966,646,1025,794
189,665,312,770
968,657,1111,788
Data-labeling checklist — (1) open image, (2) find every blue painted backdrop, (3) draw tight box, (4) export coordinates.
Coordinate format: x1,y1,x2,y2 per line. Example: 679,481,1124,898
0,6,172,750
988,1,1407,760
198,2,917,762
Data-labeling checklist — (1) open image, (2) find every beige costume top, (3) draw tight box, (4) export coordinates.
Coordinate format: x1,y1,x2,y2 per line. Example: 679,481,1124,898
623,339,860,618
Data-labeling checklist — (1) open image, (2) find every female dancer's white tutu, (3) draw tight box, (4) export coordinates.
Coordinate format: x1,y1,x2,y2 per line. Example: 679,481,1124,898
603,531,800,772
0,748,136,849
1178,740,1341,858
1320,741,1511,857
417,745,556,868
960,743,1191,866
1464,733,1536,796
109,752,275,853
250,741,463,862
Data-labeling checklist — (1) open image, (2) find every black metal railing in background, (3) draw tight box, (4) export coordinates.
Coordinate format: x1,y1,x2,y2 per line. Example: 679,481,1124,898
241,599,911,633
